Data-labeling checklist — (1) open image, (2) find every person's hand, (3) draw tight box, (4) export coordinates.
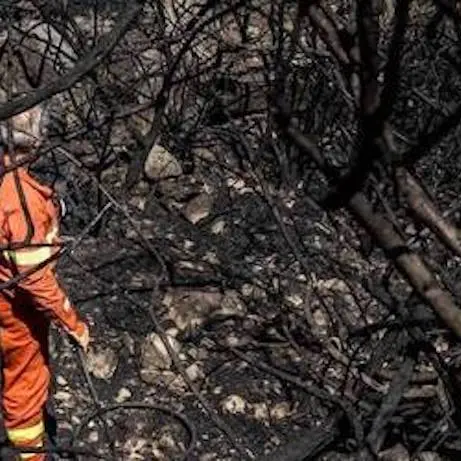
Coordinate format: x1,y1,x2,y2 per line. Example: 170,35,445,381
69,322,90,352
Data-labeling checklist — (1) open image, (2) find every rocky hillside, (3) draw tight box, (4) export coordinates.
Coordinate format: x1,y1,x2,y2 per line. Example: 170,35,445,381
1,0,461,460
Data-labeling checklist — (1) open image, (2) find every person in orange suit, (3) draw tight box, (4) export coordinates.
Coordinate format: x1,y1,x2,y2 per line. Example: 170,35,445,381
0,100,90,460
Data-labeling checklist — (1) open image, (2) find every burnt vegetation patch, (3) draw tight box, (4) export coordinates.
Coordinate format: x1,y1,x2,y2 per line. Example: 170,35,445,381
1,0,461,460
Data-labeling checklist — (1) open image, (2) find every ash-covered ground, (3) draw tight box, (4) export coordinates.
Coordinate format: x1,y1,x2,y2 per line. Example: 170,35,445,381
42,144,461,460
3,0,461,460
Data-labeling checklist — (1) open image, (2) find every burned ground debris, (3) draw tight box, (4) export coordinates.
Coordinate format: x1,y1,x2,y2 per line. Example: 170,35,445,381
1,0,461,459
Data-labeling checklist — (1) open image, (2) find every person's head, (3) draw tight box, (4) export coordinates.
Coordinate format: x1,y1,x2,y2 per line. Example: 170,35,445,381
0,87,46,153
0,105,45,152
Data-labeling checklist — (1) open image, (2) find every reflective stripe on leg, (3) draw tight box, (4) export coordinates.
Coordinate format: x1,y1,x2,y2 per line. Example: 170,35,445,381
7,420,44,444
8,422,44,461
3,247,52,266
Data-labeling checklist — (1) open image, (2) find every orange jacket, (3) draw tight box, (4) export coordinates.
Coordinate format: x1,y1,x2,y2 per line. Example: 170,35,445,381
0,161,86,339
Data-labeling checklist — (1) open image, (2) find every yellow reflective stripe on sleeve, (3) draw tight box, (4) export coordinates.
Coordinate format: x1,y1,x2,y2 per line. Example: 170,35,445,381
46,225,59,244
7,420,44,443
63,298,71,311
3,246,52,266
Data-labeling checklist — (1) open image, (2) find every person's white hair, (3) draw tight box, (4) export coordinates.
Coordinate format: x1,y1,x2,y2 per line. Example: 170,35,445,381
0,88,47,148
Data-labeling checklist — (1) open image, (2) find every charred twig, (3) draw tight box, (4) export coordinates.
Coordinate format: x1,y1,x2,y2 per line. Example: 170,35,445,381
367,353,415,453
278,117,461,338
320,0,411,207
0,4,142,121
231,347,364,446
396,167,461,257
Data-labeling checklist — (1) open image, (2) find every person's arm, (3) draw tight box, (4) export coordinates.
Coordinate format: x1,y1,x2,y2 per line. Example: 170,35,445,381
16,263,89,349
4,177,89,349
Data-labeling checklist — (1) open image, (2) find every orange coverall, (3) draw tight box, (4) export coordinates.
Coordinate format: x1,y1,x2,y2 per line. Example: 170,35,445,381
0,161,87,460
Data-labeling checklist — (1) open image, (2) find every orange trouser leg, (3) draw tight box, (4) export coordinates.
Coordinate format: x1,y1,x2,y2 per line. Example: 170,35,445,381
0,299,50,461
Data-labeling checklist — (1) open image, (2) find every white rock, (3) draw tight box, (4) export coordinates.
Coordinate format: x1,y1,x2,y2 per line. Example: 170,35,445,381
252,403,269,422
115,387,132,403
313,277,349,293
185,362,205,382
211,219,226,234
203,251,219,264
166,374,188,394
184,193,214,224
86,346,118,381
228,178,245,190
184,239,195,250
285,294,303,307
54,391,72,402
165,327,179,338
158,432,176,449
123,437,148,461
221,395,247,414
129,196,146,211
313,308,328,327
88,431,99,443
144,145,182,180
56,375,68,386
225,334,242,348
269,402,291,420
140,332,181,380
